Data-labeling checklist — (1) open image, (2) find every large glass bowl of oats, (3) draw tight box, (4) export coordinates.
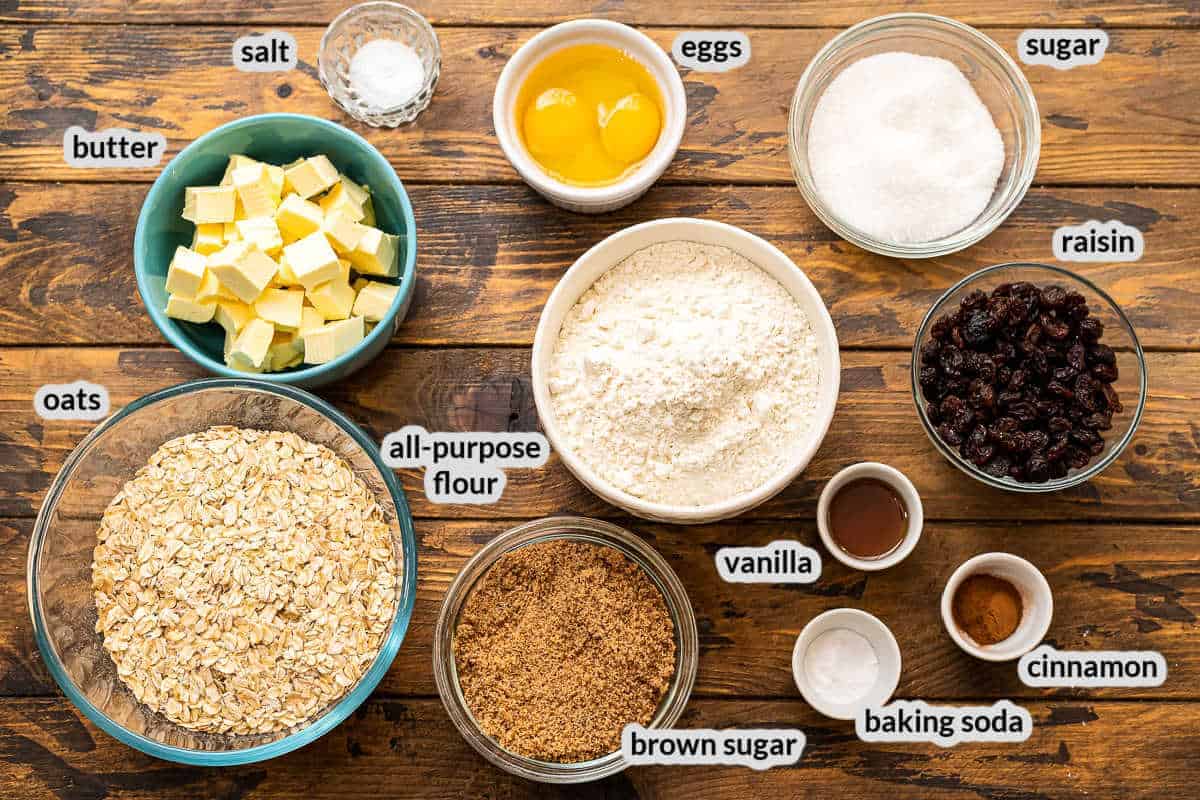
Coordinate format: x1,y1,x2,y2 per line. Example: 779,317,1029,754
28,378,417,764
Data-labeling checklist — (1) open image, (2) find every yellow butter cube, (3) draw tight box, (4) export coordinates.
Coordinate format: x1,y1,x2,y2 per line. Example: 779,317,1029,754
164,246,208,297
222,221,241,243
221,155,259,186
207,242,277,303
352,277,369,292
233,163,281,218
275,194,324,243
302,316,364,364
352,280,399,323
319,179,365,222
299,305,325,336
266,330,304,371
192,223,224,255
283,155,339,199
165,293,216,323
348,227,399,277
254,287,305,331
229,317,275,369
322,211,367,255
195,270,239,303
284,232,341,290
235,216,284,255
338,258,352,283
307,277,356,320
341,175,371,207
275,252,300,286
214,299,255,334
361,196,376,227
182,186,236,224
266,164,285,197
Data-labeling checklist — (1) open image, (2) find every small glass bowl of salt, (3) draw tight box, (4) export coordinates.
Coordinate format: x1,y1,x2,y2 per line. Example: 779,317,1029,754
319,2,440,127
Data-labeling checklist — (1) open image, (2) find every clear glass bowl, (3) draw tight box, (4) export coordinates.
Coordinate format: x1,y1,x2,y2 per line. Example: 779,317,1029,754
28,379,418,764
912,263,1147,492
432,517,698,783
788,13,1040,258
319,2,440,127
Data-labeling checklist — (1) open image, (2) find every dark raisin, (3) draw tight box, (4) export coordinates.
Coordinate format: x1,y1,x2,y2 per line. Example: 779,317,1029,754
1082,412,1112,431
937,423,963,447
1026,458,1050,483
1091,362,1119,382
920,339,941,365
1067,343,1087,372
1048,416,1071,434
939,346,965,376
1040,285,1068,309
962,289,989,310
1088,343,1116,366
1040,313,1071,340
1078,316,1104,342
1024,430,1050,452
1047,380,1075,399
1101,383,1123,413
926,402,942,424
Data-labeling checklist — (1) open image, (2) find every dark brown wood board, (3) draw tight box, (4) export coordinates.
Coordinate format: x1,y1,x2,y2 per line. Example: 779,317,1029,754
2,2,1198,798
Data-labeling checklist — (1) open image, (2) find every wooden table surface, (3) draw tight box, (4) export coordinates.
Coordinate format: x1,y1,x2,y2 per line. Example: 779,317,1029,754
1,2,1198,798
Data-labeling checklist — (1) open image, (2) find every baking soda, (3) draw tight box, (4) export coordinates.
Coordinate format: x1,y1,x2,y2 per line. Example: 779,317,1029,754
807,51,1005,244
804,628,879,704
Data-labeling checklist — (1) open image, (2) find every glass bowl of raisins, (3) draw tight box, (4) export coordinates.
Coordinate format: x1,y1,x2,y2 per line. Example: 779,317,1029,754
912,263,1146,491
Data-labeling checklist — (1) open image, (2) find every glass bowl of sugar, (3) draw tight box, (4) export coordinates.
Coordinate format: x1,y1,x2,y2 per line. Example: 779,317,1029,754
319,1,440,127
788,13,1040,258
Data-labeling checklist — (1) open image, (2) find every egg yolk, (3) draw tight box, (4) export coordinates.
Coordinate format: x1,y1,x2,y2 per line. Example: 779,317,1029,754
515,44,664,186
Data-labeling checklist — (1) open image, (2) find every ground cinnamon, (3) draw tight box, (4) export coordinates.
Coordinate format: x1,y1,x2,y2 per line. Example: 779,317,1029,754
453,540,676,762
952,573,1023,645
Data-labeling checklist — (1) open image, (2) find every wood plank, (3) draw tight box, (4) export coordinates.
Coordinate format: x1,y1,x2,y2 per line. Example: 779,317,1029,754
7,517,1199,699
2,183,1196,349
0,26,1197,185
0,348,1194,522
3,0,1198,28
0,697,1194,799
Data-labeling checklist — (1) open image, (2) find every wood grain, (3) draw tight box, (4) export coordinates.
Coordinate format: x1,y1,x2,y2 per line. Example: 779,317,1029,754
1,183,1196,349
7,516,1199,699
0,26,1197,185
0,347,1193,522
5,0,1200,26
0,696,1195,799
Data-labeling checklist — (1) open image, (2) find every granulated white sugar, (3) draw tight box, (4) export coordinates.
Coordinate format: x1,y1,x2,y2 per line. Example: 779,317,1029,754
807,51,1005,245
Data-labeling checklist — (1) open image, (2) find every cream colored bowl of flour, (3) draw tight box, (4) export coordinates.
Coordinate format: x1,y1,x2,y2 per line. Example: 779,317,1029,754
532,218,841,524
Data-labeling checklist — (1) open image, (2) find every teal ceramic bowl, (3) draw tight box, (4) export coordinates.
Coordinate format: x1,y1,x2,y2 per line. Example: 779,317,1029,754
134,113,416,388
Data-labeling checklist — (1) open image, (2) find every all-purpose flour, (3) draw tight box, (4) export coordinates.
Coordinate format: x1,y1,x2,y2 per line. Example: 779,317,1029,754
547,240,821,507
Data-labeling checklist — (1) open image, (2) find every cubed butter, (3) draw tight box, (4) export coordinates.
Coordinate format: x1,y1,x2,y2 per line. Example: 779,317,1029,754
307,277,356,320
214,299,255,333
319,179,365,222
236,216,284,255
322,211,367,255
207,241,277,303
340,175,371,208
221,155,259,186
195,270,238,304
232,163,281,218
352,280,399,323
192,223,224,255
164,246,208,297
283,232,341,290
165,293,216,324
299,305,325,336
275,194,324,243
254,287,305,331
229,317,275,369
182,186,236,224
348,227,399,277
275,252,300,286
222,221,241,243
266,330,304,371
283,155,339,199
302,316,364,364
338,258,352,283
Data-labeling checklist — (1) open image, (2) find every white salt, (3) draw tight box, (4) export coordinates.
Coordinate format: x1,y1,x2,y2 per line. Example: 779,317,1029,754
807,51,1005,245
804,627,879,704
349,39,426,110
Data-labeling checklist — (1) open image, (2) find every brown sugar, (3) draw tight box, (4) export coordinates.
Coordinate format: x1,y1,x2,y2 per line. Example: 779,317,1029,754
453,540,677,762
952,573,1023,646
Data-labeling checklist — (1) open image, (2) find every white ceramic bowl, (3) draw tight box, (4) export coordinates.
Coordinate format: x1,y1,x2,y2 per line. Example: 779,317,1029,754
817,462,923,571
492,19,687,214
531,218,841,524
792,608,901,720
941,552,1053,661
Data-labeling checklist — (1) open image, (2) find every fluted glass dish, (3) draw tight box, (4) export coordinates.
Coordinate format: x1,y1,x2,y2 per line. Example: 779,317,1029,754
28,379,418,764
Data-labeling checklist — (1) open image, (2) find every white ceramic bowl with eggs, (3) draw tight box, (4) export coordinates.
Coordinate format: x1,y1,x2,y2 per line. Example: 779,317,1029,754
531,217,841,524
492,19,687,214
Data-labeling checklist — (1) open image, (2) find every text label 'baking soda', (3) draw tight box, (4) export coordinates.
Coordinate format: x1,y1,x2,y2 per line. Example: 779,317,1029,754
233,31,298,72
1018,644,1167,688
35,380,110,421
63,127,166,168
671,32,750,72
1018,29,1109,70
622,724,804,771
380,425,549,504
715,540,821,583
1053,219,1144,262
857,700,1032,748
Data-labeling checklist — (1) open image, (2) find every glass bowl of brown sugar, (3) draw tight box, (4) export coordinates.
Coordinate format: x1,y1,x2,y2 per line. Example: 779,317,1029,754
432,516,698,783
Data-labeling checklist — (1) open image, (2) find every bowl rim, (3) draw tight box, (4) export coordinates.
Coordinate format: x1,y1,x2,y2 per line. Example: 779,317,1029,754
491,18,687,208
939,551,1054,662
430,516,698,783
133,112,418,384
910,262,1148,493
27,377,419,765
530,217,842,523
787,12,1041,258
